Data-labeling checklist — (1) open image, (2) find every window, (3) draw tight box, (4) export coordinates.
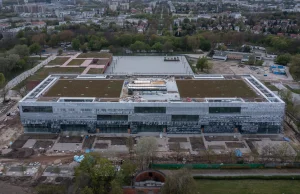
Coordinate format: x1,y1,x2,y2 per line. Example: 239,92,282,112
97,115,128,121
22,106,53,113
134,107,166,113
172,115,199,121
209,107,241,114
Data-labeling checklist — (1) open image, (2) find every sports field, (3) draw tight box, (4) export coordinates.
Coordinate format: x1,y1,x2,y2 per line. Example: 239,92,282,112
196,180,300,194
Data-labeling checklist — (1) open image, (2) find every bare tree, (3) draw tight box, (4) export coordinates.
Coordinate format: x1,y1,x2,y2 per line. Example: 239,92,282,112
261,143,275,163
173,142,183,162
274,142,294,163
204,147,215,163
161,168,196,194
17,86,27,98
1,86,9,103
135,137,158,170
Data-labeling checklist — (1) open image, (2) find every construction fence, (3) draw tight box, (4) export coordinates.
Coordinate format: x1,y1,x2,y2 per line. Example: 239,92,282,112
150,163,300,169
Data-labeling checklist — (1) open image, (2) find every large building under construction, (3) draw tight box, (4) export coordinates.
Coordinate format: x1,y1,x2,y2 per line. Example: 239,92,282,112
19,74,285,134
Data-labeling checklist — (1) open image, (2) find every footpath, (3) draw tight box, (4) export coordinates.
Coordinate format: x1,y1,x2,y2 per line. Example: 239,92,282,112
162,169,300,177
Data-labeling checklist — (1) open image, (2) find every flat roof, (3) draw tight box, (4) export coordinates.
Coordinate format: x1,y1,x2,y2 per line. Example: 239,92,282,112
43,79,123,98
105,56,193,75
176,80,258,98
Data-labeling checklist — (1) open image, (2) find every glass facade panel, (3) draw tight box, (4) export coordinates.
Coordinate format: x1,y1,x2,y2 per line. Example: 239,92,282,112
209,107,241,114
97,115,128,121
134,107,166,113
61,124,87,131
171,115,199,121
22,106,53,113
96,125,128,133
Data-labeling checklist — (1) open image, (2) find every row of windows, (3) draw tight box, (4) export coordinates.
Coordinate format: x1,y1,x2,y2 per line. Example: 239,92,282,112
97,115,128,121
209,107,241,114
171,115,199,121
22,106,53,113
21,106,241,115
134,107,166,113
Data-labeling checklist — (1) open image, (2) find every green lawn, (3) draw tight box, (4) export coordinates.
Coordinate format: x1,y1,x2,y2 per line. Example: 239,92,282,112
285,85,300,94
77,52,112,58
195,180,300,194
28,67,85,81
87,68,104,74
264,82,280,91
47,57,70,66
66,59,86,66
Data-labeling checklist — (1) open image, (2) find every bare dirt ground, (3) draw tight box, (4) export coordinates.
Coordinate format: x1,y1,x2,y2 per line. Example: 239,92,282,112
0,181,33,194
210,60,293,81
0,114,24,149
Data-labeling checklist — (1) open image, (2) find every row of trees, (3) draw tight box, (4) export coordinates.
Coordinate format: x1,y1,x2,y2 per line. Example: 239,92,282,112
0,43,41,85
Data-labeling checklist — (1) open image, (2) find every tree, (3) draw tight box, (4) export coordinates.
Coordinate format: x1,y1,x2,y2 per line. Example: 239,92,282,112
121,160,137,185
247,55,256,65
289,54,300,80
187,36,200,51
58,49,63,56
32,33,47,46
130,41,146,52
135,137,158,170
8,54,20,69
9,45,29,58
275,54,291,66
72,39,81,51
151,42,163,52
196,57,210,72
163,41,173,52
242,45,251,53
161,168,196,194
35,185,66,194
80,186,93,194
58,30,74,42
199,39,211,51
109,179,123,194
75,153,115,194
279,90,298,124
0,73,5,88
48,34,58,47
29,43,41,56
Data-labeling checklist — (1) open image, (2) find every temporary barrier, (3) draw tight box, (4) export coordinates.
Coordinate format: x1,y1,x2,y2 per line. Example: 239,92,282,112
150,163,265,169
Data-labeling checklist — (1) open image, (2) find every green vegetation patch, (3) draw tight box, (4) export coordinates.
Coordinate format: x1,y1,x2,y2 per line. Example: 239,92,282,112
47,57,70,66
264,82,280,91
28,67,85,81
285,85,300,94
44,79,124,98
77,52,112,58
195,180,300,194
87,68,104,74
66,59,86,66
176,80,258,98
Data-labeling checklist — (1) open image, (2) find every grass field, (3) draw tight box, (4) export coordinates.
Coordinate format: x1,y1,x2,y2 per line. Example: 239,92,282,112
195,180,300,194
66,59,86,66
47,57,70,66
87,68,104,74
77,52,112,58
28,67,85,81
